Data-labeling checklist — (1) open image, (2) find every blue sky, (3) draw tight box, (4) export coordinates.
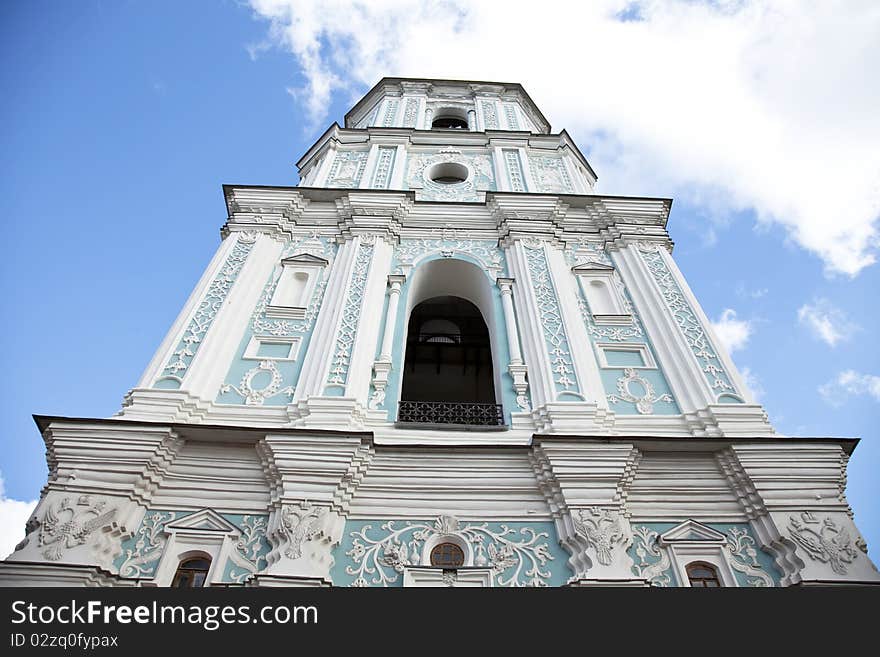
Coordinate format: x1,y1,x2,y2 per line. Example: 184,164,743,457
1,1,878,562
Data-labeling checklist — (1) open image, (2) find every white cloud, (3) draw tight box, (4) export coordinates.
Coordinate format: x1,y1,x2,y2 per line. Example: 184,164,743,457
735,283,769,300
797,298,858,347
819,370,880,406
248,0,880,276
739,365,764,403
710,308,752,352
0,473,37,560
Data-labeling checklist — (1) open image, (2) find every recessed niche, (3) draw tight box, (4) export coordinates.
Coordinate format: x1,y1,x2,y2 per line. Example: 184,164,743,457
427,162,468,185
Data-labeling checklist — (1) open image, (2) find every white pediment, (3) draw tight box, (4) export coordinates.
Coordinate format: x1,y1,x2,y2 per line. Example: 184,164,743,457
165,509,238,534
659,519,727,545
281,253,328,266
571,260,615,273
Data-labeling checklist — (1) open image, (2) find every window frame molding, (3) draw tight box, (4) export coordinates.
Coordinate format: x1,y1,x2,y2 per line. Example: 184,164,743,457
658,520,738,588
243,335,302,362
266,253,328,320
572,262,632,323
596,342,656,369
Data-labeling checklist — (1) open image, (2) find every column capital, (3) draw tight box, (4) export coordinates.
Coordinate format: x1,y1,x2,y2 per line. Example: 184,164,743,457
387,274,406,288
496,276,515,292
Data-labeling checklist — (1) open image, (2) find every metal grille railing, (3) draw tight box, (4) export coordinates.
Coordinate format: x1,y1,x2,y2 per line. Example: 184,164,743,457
397,400,504,426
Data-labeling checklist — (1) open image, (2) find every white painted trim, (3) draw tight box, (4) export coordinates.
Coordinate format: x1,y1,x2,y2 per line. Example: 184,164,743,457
138,235,238,388
243,335,302,362
596,343,656,369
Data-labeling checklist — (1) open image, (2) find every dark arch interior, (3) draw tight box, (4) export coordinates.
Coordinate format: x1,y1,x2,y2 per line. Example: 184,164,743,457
400,296,496,405
432,116,468,129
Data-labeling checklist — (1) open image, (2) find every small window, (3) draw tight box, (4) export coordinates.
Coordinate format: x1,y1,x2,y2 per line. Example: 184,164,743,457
432,116,468,129
256,341,294,359
172,557,211,588
686,561,722,588
430,542,465,568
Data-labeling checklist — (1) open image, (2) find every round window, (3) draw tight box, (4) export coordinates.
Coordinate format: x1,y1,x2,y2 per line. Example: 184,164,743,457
430,542,465,567
427,162,468,185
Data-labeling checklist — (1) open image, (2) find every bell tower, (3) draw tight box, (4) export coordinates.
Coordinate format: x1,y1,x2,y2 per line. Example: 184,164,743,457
2,77,876,587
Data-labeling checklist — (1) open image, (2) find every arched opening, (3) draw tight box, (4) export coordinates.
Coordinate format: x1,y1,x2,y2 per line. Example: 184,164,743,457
171,555,211,588
396,258,505,426
686,561,722,588
427,161,468,185
432,107,469,130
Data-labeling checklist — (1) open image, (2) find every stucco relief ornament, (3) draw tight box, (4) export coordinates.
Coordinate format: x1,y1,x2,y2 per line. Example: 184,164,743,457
39,496,117,561
607,368,673,415
572,508,627,566
346,515,554,587
393,235,504,278
281,501,328,560
227,515,271,583
118,511,176,578
725,527,774,586
220,360,294,406
630,526,672,586
787,512,858,575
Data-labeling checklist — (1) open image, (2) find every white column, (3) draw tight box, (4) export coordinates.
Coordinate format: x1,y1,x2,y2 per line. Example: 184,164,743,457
293,237,360,402
497,277,530,412
546,242,608,408
504,240,554,410
379,275,405,360
136,234,239,389
496,277,523,364
183,233,284,401
424,106,434,128
467,109,477,131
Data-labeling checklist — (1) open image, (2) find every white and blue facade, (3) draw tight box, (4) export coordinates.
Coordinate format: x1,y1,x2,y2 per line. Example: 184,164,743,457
2,78,876,587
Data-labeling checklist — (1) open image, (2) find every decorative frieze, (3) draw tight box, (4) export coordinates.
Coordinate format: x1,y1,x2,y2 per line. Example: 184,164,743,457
636,243,741,401
337,516,560,587
530,155,573,193
381,98,399,126
481,100,499,129
326,151,368,188
370,146,396,189
503,103,520,130
393,234,505,278
504,149,527,192
402,97,419,128
324,240,375,392
522,242,580,397
157,234,256,386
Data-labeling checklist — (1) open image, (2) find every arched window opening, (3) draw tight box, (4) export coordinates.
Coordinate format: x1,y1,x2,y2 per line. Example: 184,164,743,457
398,295,501,426
686,561,722,588
172,556,211,588
588,279,616,315
432,115,468,129
430,542,465,568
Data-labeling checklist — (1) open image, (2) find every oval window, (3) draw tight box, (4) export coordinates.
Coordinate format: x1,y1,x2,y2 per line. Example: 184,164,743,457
427,162,468,185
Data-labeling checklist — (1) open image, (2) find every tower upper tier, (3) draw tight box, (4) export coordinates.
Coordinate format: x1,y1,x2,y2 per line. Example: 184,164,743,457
297,77,597,201
345,78,551,132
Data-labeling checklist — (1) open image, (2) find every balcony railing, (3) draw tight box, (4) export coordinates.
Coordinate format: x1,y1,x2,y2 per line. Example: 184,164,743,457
397,400,504,426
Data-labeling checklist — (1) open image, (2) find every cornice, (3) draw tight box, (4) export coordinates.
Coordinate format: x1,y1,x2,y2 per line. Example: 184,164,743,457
222,184,674,244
